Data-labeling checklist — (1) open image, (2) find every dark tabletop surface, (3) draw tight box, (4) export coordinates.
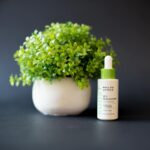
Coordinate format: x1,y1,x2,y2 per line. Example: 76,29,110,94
1,100,150,150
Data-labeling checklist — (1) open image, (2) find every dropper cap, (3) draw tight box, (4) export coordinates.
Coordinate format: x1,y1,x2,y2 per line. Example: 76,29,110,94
101,56,116,79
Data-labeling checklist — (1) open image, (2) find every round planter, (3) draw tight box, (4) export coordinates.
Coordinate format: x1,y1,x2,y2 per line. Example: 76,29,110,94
32,78,91,116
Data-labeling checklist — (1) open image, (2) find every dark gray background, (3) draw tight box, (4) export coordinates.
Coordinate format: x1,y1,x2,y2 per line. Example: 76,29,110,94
1,1,150,150
0,0,150,114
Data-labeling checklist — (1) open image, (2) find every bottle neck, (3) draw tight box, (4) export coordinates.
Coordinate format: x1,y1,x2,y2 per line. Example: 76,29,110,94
101,68,116,79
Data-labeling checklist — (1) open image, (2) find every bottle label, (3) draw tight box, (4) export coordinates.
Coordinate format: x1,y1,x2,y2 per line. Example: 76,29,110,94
97,79,118,120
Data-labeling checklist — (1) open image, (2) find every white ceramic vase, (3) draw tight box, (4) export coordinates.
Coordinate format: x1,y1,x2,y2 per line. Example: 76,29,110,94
32,78,91,116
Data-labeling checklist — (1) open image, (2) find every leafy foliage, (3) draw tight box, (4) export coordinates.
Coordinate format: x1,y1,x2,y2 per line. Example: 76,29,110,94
10,22,117,89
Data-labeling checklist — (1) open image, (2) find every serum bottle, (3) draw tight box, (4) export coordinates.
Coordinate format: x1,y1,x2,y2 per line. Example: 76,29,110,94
97,55,119,120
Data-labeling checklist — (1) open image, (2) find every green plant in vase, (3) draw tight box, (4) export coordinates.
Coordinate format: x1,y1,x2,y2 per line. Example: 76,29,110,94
10,22,117,115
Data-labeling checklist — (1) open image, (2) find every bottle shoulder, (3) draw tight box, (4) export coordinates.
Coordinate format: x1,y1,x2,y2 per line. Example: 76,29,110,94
98,79,118,81
98,79,119,84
